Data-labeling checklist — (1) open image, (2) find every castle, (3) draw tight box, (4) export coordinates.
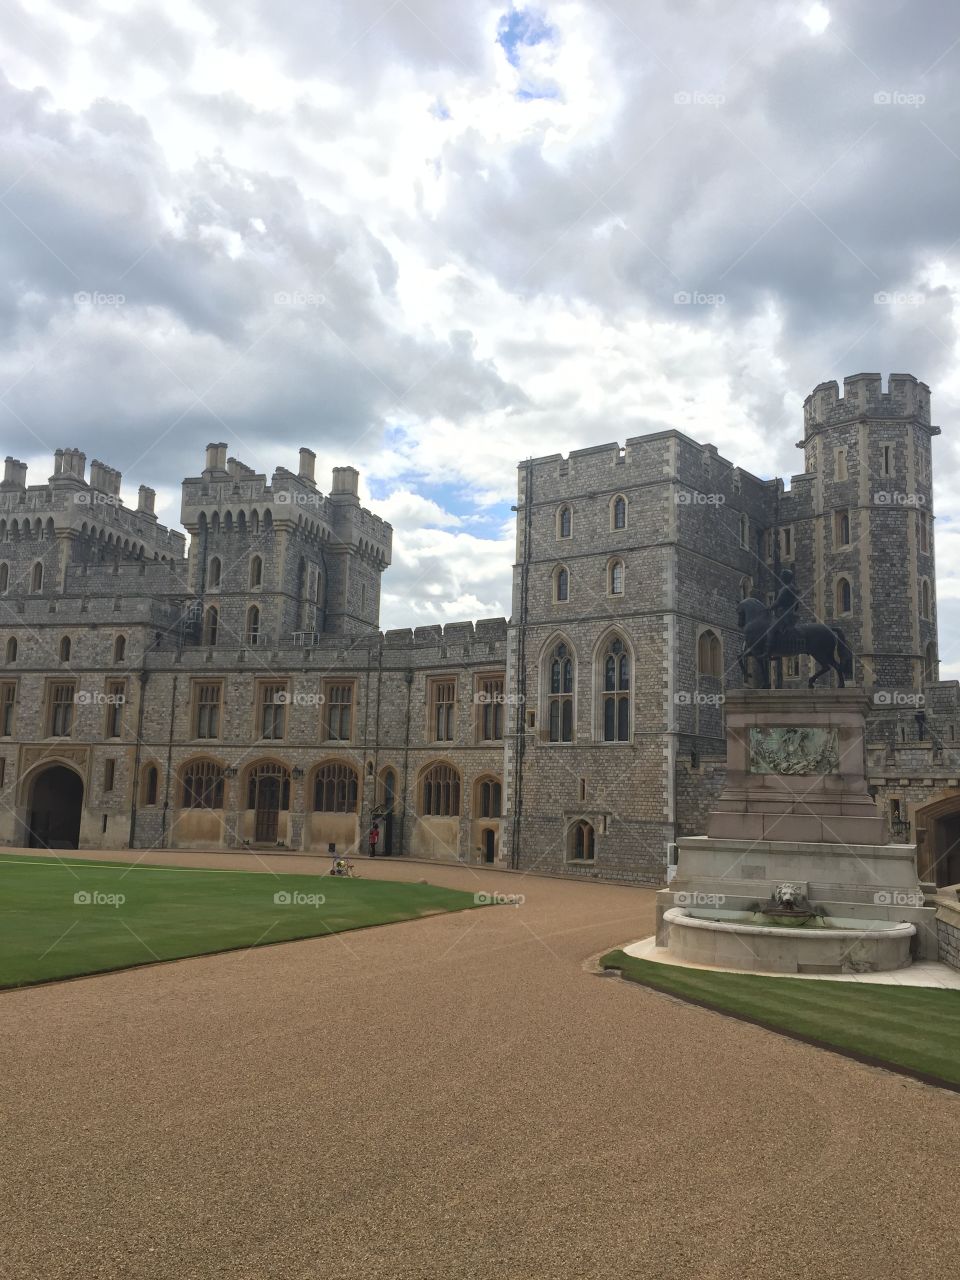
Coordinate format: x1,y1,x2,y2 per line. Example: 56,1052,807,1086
1,372,959,888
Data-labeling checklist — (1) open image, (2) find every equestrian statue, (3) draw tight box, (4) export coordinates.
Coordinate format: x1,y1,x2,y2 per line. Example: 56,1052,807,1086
737,569,853,689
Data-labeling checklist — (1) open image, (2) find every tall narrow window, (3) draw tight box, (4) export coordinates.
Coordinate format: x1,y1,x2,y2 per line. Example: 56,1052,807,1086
739,514,749,548
919,512,930,554
601,637,630,742
836,578,852,615
697,630,722,677
477,675,505,741
105,680,125,737
59,636,71,662
258,682,287,740
558,506,572,539
0,683,15,736
554,566,569,603
203,606,219,646
250,555,263,588
209,556,221,587
920,579,931,620
836,447,848,481
835,509,850,547
0,563,7,592
246,605,260,645
477,778,502,818
421,764,460,816
324,683,354,741
570,820,595,861
5,638,16,664
194,683,222,739
548,641,574,742
612,495,627,531
924,642,937,683
881,444,892,476
103,759,116,792
31,562,43,593
142,765,159,806
608,559,624,595
48,681,76,737
113,635,126,662
431,679,456,741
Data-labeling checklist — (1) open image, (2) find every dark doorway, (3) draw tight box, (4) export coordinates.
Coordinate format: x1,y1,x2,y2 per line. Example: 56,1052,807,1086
254,776,280,843
482,828,495,864
28,766,83,849
932,812,960,887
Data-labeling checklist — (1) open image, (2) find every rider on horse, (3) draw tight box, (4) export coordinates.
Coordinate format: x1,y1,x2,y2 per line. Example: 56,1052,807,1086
768,569,800,656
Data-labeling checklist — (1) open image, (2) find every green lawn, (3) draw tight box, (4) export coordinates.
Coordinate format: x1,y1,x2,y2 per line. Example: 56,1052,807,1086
602,949,960,1089
0,855,484,988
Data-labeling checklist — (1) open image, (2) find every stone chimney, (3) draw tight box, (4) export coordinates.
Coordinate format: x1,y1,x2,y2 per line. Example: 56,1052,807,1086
1,457,26,490
330,466,359,499
299,448,317,484
204,442,228,473
137,485,157,517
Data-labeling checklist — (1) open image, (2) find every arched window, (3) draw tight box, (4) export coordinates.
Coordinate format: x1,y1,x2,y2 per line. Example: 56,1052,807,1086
59,635,71,662
608,559,624,595
313,762,359,812
31,562,43,593
209,556,221,588
547,640,575,742
421,763,461,816
569,820,595,861
557,506,572,539
611,495,627,531
250,510,260,534
246,762,290,810
476,777,502,818
697,629,722,678
246,605,261,645
836,577,852,615
113,635,126,662
601,636,631,742
249,555,263,588
5,637,16,663
835,510,850,547
554,565,569,603
739,576,752,601
203,605,219,646
920,579,931,620
924,642,937,684
0,563,7,593
181,760,224,809
141,765,159,806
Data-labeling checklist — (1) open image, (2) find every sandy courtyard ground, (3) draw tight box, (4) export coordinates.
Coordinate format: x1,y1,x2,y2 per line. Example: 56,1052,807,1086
1,848,957,1279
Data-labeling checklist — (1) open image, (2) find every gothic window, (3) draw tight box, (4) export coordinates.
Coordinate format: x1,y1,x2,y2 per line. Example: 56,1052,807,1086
209,556,221,588
836,577,852,615
547,641,574,742
257,682,287,740
313,762,359,812
141,765,159,806
246,762,290,810
47,681,76,737
324,683,354,741
181,760,224,808
920,578,931,620
0,563,7,593
558,506,572,539
601,637,631,743
193,682,222,739
919,512,931,555
697,630,722,678
835,509,850,547
554,566,569,603
608,559,624,595
924,642,937,684
114,635,126,662
739,577,753,601
246,605,261,645
5,638,16,663
611,495,627,531
59,636,71,662
0,682,15,736
31,562,43,593
421,763,461,816
569,820,595,861
203,605,219,646
250,555,263,588
476,777,502,818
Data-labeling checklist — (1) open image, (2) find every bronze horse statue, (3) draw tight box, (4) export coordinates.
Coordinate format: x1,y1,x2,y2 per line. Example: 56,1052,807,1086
737,596,853,689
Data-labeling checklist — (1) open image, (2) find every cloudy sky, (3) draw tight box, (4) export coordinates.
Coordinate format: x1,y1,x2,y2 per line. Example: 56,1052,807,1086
2,1,960,662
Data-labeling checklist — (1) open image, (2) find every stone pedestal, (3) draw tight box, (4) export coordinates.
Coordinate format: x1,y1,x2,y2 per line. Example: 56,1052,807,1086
656,688,938,966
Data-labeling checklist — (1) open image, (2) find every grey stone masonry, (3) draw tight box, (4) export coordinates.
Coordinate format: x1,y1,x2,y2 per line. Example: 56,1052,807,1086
1,378,958,889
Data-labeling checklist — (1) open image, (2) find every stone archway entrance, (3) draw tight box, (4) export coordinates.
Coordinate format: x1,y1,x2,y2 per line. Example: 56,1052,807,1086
27,765,84,849
915,793,960,888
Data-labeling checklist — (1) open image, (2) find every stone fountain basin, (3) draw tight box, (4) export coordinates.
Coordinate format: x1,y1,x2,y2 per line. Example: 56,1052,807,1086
662,907,916,975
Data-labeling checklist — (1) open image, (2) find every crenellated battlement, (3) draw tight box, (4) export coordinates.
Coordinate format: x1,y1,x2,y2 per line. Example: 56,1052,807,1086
804,373,933,434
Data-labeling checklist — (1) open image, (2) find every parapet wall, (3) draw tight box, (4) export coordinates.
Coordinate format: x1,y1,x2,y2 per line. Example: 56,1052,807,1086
804,373,932,434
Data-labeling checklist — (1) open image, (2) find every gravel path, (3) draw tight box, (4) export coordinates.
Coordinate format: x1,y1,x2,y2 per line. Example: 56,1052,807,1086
1,850,957,1279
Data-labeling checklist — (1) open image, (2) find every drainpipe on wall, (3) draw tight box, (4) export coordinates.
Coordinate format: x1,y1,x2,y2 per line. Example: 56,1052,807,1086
159,673,178,849
509,460,533,869
128,668,148,849
398,668,413,856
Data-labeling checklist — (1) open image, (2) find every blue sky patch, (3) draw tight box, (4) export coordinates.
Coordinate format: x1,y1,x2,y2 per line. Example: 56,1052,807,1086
496,7,556,69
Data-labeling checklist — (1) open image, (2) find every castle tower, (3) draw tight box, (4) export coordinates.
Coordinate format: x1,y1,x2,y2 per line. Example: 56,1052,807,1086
797,373,939,690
